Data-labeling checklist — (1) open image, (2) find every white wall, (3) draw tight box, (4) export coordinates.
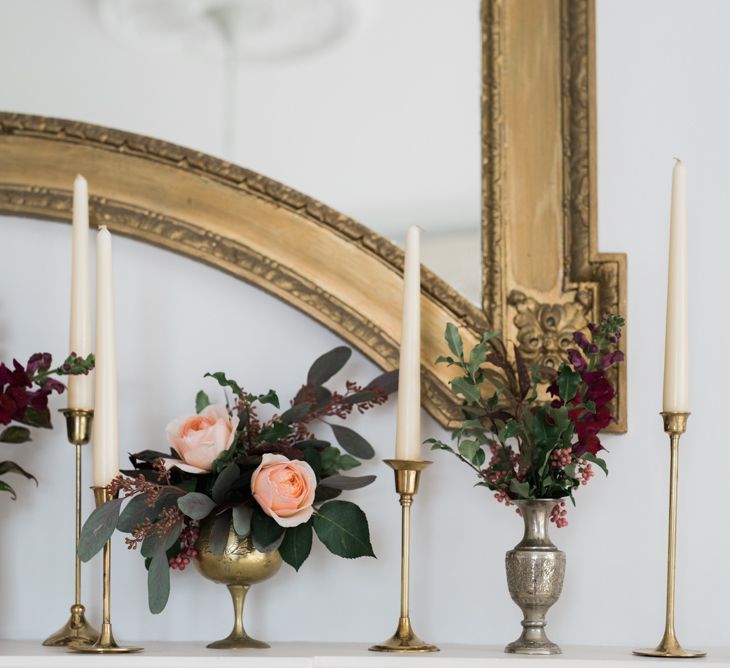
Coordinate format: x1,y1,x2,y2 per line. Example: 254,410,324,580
0,0,728,650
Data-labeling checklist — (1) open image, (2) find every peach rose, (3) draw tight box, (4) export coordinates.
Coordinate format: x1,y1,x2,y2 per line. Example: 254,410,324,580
164,404,239,473
251,454,317,528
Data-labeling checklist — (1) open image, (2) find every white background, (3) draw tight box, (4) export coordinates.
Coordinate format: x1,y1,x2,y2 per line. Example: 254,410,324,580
0,0,728,650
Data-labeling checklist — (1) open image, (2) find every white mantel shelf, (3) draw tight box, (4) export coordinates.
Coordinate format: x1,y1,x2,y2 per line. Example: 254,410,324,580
0,642,727,667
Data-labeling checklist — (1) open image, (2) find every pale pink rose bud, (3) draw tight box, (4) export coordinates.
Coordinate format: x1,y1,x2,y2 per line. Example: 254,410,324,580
251,453,317,528
164,404,239,473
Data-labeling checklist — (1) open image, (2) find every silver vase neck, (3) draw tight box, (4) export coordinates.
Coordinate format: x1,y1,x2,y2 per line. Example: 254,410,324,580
513,499,560,550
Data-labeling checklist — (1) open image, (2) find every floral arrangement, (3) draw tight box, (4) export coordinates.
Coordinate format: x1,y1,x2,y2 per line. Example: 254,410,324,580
79,346,396,613
428,314,624,527
0,352,94,498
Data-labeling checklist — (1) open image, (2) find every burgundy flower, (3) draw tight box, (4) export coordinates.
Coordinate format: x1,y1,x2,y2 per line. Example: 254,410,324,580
573,331,590,350
26,353,52,375
567,348,587,372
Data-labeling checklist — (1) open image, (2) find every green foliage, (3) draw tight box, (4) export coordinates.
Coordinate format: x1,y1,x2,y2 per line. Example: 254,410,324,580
279,521,313,571
177,492,216,521
251,509,284,552
78,498,124,562
307,346,352,386
0,426,31,443
148,551,171,614
313,500,374,559
195,390,210,413
232,504,252,537
329,424,375,459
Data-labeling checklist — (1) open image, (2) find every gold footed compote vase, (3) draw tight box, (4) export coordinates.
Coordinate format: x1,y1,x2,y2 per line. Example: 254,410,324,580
196,517,282,649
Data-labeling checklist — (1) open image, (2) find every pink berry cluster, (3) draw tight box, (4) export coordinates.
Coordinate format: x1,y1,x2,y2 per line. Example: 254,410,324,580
493,488,512,506
169,522,200,571
550,447,572,468
578,461,594,485
550,500,568,528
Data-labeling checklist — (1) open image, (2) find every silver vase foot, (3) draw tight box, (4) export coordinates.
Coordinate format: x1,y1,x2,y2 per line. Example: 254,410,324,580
504,499,565,656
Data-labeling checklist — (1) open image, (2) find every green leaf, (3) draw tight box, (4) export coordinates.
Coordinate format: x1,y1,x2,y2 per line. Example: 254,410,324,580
582,452,609,475
177,492,216,520
473,448,486,467
364,369,398,395
257,390,280,409
450,377,482,404
342,391,377,405
556,364,581,403
279,402,312,424
435,355,456,366
319,474,376,490
0,480,18,499
467,343,488,375
509,479,531,499
232,505,252,537
329,425,375,459
251,509,285,552
313,500,375,559
208,513,232,556
17,407,51,429
141,518,183,558
117,488,182,533
78,498,124,562
204,371,244,398
0,426,31,443
212,463,240,505
279,521,313,571
445,323,464,359
584,400,596,414
429,440,455,454
307,346,352,386
195,390,210,413
259,420,293,444
337,454,361,471
147,551,171,614
0,460,37,482
458,440,481,463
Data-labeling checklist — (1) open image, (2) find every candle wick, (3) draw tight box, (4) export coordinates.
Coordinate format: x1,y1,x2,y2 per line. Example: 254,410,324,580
673,157,682,164
99,225,108,232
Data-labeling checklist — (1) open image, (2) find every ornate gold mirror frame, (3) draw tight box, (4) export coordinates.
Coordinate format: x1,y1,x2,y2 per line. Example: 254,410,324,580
0,0,625,431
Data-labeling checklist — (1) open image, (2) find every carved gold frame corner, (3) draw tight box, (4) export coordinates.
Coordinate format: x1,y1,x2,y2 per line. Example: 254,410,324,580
482,0,626,431
0,0,625,432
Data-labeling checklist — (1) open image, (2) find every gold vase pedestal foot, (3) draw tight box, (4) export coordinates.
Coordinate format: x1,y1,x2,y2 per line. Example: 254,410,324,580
42,604,98,647
70,623,142,654
369,617,438,653
207,584,269,650
369,459,438,654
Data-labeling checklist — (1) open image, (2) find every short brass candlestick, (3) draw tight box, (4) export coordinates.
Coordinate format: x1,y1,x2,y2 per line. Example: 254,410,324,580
634,412,705,659
369,459,438,653
69,487,142,654
43,409,99,647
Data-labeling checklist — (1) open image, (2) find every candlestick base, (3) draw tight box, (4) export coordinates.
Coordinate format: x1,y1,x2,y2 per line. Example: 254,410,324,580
370,617,439,653
68,623,143,654
42,605,98,647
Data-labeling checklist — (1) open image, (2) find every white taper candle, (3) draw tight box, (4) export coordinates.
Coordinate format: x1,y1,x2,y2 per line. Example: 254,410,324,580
395,225,422,460
92,226,119,486
662,159,689,412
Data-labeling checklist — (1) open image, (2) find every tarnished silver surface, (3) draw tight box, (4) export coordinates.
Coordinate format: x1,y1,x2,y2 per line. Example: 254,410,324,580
504,499,565,655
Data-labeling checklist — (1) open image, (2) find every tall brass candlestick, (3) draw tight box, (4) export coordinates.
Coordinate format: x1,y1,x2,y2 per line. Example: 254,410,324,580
369,459,438,653
634,412,705,659
69,487,142,655
43,409,99,647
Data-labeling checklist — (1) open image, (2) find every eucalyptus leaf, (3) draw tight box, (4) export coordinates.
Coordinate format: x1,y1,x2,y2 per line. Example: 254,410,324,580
177,492,216,521
319,474,376,491
208,513,232,556
279,402,312,424
232,505,252,537
78,498,124,562
118,488,182,533
212,463,241,505
141,518,183,558
329,424,375,460
307,346,352,386
364,369,398,395
147,551,171,614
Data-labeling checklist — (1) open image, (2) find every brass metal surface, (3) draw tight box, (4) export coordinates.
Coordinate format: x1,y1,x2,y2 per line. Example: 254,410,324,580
370,460,437,653
42,409,98,647
633,412,705,659
68,487,142,654
195,519,282,649
0,1,626,432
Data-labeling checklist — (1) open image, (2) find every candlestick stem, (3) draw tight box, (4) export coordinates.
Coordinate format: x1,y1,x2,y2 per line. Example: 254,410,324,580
42,410,98,647
634,412,704,659
369,459,438,653
69,487,142,654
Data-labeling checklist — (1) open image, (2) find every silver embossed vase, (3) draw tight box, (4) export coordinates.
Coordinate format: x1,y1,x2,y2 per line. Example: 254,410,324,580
504,499,565,655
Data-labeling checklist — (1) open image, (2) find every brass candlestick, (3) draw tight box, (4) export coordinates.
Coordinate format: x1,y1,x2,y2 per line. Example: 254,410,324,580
43,409,99,647
369,459,438,653
634,412,705,659
69,487,143,654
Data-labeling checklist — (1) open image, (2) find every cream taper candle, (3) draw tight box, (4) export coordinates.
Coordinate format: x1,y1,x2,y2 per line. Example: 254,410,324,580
68,175,93,410
92,226,119,486
395,225,422,461
662,159,689,412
